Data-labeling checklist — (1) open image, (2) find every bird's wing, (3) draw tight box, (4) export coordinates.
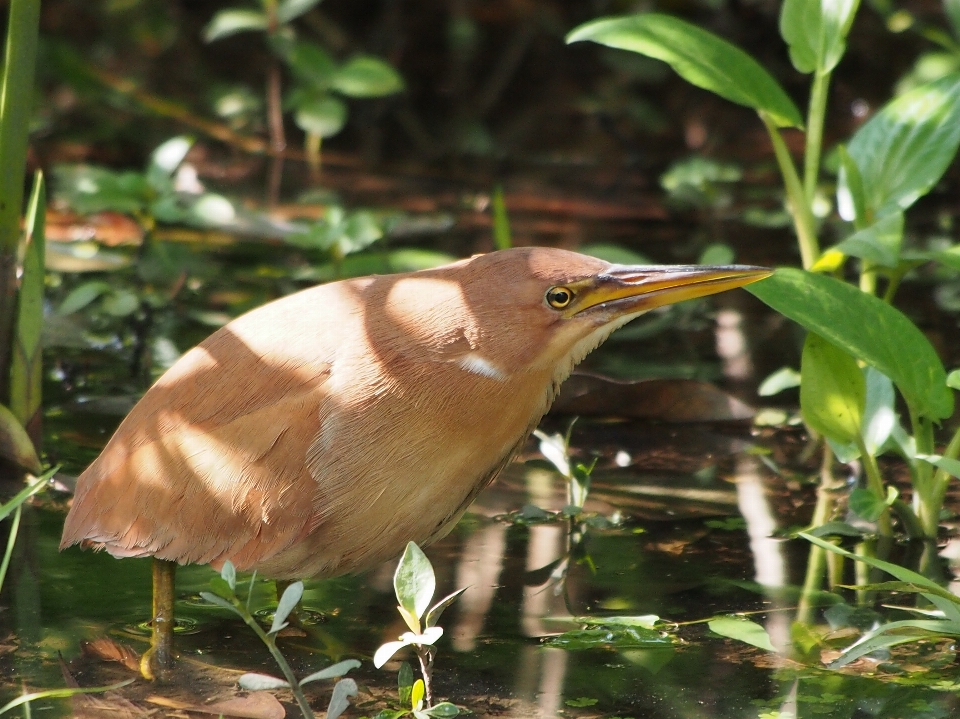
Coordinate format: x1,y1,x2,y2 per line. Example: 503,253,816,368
60,321,334,571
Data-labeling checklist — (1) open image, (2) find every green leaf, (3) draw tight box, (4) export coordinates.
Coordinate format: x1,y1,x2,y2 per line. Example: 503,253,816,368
565,698,599,708
707,616,777,652
394,542,435,620
832,212,904,267
208,577,235,602
425,587,467,628
284,41,337,88
844,73,960,219
862,367,895,454
299,659,361,685
276,0,323,24
831,621,956,668
293,95,347,137
566,14,803,128
220,560,236,590
948,369,960,390
271,580,303,633
947,0,960,41
331,55,405,97
411,678,425,710
0,470,50,521
836,144,867,224
849,487,895,522
373,639,410,668
917,453,960,479
148,136,192,188
746,268,953,419
758,366,801,396
0,404,42,474
800,333,865,444
0,680,136,716
780,0,860,75
424,702,460,717
580,615,660,628
199,590,239,612
203,9,268,42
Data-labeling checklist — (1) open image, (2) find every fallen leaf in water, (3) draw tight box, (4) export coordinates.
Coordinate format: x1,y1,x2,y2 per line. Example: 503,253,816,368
551,374,755,422
81,637,141,672
147,691,286,719
60,655,143,719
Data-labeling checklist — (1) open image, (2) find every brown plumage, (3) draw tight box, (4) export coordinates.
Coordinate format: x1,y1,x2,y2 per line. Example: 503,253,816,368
61,247,769,580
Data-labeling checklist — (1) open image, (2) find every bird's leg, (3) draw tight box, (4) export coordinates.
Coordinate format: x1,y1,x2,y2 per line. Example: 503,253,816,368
140,557,176,681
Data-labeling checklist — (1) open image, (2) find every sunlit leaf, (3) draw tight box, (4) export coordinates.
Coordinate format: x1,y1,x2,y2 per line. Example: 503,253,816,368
331,55,405,97
238,672,290,690
326,678,358,719
545,625,673,650
191,194,236,226
534,430,570,477
425,587,467,628
836,145,866,224
780,0,860,75
844,73,960,219
747,268,953,419
276,0,323,24
411,679,425,710
862,367,895,454
708,616,777,652
394,542,435,621
916,453,960,479
373,639,410,668
271,581,304,633
832,212,904,267
948,369,960,390
567,14,803,128
758,366,801,396
299,659,361,685
148,136,192,187
800,333,865,445
221,560,237,590
203,9,268,42
0,470,50,522
580,615,660,628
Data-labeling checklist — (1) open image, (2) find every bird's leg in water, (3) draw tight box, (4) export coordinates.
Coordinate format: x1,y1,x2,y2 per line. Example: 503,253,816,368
141,558,176,680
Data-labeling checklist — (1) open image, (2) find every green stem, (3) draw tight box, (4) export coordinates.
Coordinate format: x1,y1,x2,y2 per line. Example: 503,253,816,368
0,504,22,592
855,437,892,537
760,113,820,269
241,613,315,719
0,0,41,402
803,71,831,204
925,423,960,538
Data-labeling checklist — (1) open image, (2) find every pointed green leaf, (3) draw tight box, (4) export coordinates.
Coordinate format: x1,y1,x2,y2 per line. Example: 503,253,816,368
862,367,895,454
220,560,237,590
327,678,358,719
746,269,953,419
948,368,960,390
917,453,960,479
780,0,860,75
758,366,801,396
203,9,268,42
845,73,960,219
373,639,411,668
276,0,323,24
271,580,303,633
0,404,41,474
424,703,460,718
836,144,867,224
299,659,361,685
425,587,467,628
58,281,112,315
708,616,777,652
567,14,802,128
394,542,435,620
0,470,50,521
801,333,865,444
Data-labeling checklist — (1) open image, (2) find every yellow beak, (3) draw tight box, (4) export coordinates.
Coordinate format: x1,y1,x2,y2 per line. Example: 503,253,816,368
571,264,772,318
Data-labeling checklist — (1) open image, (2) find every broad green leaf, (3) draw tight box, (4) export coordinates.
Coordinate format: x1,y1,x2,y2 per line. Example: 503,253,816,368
780,0,860,74
848,486,896,522
425,587,468,628
331,55,405,97
567,14,803,128
276,0,323,24
271,580,303,633
800,333,865,444
862,367,896,454
844,73,960,219
238,672,289,690
758,366,801,396
203,9,268,42
299,659,361,685
285,41,337,87
746,268,953,419
832,212,904,267
424,702,460,718
0,404,42,474
836,145,866,224
327,678,358,719
208,576,234,602
294,95,347,137
707,616,777,652
394,542,435,620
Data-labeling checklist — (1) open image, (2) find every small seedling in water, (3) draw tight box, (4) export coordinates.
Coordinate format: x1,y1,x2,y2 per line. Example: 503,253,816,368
534,421,597,516
373,542,464,715
201,561,360,719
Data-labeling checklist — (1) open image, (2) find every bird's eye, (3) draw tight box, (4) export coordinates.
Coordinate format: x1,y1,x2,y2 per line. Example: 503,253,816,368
545,286,574,309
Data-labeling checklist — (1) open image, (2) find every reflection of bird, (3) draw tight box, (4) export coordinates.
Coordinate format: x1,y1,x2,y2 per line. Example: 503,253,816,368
61,246,769,676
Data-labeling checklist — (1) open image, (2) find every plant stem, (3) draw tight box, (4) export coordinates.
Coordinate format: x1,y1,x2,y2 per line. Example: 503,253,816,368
0,504,22,592
854,437,893,537
416,645,435,708
0,0,41,402
803,71,831,204
241,612,315,719
797,444,840,623
760,113,820,269
924,423,960,539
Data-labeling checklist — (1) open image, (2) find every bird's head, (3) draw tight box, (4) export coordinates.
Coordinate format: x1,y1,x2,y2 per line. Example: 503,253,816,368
373,247,771,383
